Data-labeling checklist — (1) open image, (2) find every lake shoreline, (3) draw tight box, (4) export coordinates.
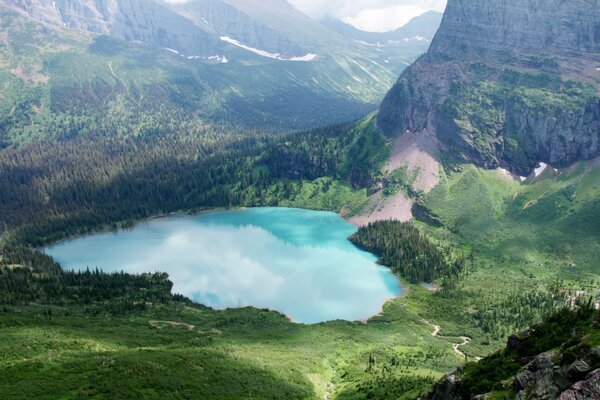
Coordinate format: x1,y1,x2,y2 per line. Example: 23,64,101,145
39,207,239,249
39,205,364,249
44,207,405,325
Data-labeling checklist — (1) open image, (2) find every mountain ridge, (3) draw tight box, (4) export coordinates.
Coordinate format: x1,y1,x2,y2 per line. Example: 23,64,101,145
0,0,439,141
377,0,600,175
321,11,443,45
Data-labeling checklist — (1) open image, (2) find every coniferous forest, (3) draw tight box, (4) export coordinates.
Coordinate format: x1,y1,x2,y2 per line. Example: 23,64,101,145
0,119,383,247
350,221,463,284
1,0,600,398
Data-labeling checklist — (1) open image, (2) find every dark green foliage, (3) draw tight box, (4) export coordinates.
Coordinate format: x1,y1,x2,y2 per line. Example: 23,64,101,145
0,246,176,313
261,118,387,188
337,374,436,400
350,221,462,284
0,118,384,247
471,283,570,338
0,349,313,400
449,305,599,399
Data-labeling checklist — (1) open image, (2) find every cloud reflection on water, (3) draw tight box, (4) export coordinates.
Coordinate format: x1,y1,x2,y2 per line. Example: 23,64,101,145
45,208,402,324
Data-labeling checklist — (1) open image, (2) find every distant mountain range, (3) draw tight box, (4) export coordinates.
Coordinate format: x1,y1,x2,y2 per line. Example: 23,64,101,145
321,11,443,46
0,0,441,143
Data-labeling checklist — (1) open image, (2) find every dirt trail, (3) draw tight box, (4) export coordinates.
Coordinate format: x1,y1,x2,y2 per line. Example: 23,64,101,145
423,320,481,361
149,320,195,331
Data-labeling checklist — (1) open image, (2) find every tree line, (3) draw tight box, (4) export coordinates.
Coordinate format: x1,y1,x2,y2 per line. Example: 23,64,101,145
0,118,385,247
350,220,464,284
0,245,183,314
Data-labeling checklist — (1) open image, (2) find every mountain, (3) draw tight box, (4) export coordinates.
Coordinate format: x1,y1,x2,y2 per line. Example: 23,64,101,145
0,0,436,144
321,11,443,45
377,0,600,175
423,306,600,400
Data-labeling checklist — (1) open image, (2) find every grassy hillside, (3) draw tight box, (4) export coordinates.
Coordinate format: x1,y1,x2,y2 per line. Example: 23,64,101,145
0,87,599,399
423,305,600,399
0,7,430,145
0,248,461,400
421,161,600,275
1,156,599,399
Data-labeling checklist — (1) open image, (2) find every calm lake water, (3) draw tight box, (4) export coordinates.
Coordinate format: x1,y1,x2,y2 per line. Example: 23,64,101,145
44,208,402,323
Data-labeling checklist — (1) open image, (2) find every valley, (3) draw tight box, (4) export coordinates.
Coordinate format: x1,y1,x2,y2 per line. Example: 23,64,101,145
0,0,599,399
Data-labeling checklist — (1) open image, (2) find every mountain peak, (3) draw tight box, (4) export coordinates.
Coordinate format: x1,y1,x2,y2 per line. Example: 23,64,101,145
377,0,600,174
321,10,442,45
429,0,600,72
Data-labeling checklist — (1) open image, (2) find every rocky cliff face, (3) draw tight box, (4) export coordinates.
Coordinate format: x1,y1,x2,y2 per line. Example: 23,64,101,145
164,0,308,57
0,0,317,58
2,0,221,55
378,0,600,174
422,307,600,400
430,0,600,65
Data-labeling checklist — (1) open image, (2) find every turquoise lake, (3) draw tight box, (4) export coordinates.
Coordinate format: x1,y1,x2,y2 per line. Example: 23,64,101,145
44,208,402,324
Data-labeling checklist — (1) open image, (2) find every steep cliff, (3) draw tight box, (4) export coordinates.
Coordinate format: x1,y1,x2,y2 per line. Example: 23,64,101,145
2,0,222,56
378,0,600,174
422,306,600,400
163,0,309,57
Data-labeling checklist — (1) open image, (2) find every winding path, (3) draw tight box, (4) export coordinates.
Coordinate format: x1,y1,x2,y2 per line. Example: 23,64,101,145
423,320,481,361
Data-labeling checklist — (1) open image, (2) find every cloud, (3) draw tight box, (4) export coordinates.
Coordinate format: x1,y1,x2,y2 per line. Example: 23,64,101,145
45,217,401,324
162,0,447,32
288,0,447,31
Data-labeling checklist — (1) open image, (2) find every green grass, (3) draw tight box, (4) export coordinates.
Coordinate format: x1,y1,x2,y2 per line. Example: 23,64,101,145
0,301,460,400
0,8,430,144
422,161,600,273
2,160,599,399
277,178,369,214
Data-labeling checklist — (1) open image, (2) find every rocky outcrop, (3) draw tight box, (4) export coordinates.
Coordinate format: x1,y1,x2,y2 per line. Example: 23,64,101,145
1,0,221,56
424,346,600,400
378,0,600,174
163,0,308,57
429,0,600,66
559,369,600,400
0,0,315,58
421,308,600,400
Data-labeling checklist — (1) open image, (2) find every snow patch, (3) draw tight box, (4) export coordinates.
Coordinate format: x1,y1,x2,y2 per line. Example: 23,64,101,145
370,60,385,68
220,36,316,62
353,40,377,47
351,60,382,84
166,48,229,63
402,36,427,42
520,176,527,182
534,162,548,177
289,54,318,61
201,17,209,25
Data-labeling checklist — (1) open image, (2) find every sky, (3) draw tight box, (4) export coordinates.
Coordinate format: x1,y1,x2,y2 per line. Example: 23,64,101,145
288,0,447,32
